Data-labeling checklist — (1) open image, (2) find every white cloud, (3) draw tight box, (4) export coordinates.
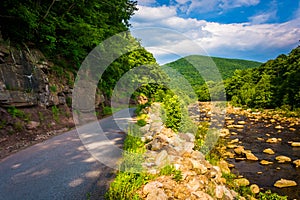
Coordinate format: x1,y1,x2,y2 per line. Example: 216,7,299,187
133,5,177,22
130,5,300,63
248,11,277,24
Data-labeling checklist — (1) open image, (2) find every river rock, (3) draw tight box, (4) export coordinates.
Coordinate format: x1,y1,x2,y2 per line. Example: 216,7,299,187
291,142,300,147
223,151,235,159
275,125,284,129
233,178,250,187
227,144,237,149
234,146,245,155
266,138,281,143
260,160,273,165
220,128,230,137
233,125,244,129
274,179,297,188
218,160,231,174
250,184,260,194
244,151,258,161
275,155,292,163
263,148,275,155
238,121,246,125
229,138,239,144
293,159,300,167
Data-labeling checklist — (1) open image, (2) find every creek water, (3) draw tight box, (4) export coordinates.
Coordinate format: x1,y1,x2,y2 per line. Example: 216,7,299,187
225,113,300,199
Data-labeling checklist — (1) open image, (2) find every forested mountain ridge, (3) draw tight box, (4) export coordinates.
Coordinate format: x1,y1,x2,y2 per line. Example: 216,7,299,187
226,46,300,109
164,55,261,87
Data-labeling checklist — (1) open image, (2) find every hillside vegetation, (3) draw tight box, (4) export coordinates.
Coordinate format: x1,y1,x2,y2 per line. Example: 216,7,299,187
226,46,300,109
164,55,261,101
165,55,261,86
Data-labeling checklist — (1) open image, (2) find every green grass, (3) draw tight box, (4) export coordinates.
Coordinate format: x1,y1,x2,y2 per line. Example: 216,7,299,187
51,105,59,122
258,190,288,200
159,165,182,182
106,124,153,199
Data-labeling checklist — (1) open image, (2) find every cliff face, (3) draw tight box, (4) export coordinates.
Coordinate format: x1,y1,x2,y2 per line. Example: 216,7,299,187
0,42,71,108
0,38,76,159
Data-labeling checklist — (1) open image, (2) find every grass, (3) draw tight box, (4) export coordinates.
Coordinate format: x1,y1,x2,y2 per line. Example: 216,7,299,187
105,123,152,199
159,165,182,182
51,105,59,122
7,106,31,123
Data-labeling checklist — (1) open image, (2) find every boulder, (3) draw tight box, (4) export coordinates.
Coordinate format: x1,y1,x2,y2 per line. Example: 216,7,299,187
192,191,214,200
143,181,163,195
233,178,250,187
250,184,260,194
266,138,281,143
291,142,300,147
274,179,297,188
155,150,169,167
244,151,258,161
275,156,292,163
234,146,245,155
293,159,300,167
260,160,273,165
263,148,275,155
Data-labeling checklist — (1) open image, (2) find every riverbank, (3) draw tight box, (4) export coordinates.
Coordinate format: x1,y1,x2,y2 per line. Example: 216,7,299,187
196,102,300,199
106,102,295,199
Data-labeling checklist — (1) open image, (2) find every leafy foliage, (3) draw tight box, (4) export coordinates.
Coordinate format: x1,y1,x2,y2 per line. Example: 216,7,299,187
226,47,300,109
0,0,137,67
164,55,261,101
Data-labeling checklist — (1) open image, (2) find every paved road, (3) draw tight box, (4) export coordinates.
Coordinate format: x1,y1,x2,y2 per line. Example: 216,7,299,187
0,108,135,200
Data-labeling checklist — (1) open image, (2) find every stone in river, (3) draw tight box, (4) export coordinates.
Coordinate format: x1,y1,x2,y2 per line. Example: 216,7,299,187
233,125,244,129
266,138,281,143
234,146,245,155
274,179,297,188
293,159,300,167
227,144,237,149
260,160,273,165
238,121,246,125
244,151,258,161
291,142,300,147
229,138,239,144
275,155,292,163
250,184,260,194
275,125,284,129
263,148,275,155
233,178,250,187
257,137,265,141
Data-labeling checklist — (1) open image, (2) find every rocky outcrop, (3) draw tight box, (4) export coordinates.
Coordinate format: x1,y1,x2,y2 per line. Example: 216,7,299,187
0,38,84,108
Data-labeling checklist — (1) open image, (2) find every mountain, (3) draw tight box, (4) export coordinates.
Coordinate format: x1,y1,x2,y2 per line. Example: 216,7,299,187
163,55,261,87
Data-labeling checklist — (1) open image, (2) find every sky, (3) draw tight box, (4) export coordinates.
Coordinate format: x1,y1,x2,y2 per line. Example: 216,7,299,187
129,0,300,64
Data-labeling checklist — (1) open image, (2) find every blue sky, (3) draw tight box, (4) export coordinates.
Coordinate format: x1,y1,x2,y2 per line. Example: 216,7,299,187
129,0,300,64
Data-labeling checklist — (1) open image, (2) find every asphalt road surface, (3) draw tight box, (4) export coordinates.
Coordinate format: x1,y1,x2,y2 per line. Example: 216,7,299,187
0,108,135,200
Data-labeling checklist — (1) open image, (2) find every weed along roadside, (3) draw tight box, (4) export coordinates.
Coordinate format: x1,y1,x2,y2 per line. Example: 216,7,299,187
105,102,288,199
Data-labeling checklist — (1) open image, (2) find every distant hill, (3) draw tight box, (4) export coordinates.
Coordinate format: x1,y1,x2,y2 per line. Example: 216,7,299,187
163,55,262,87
